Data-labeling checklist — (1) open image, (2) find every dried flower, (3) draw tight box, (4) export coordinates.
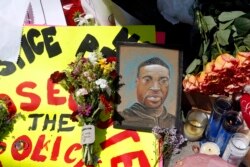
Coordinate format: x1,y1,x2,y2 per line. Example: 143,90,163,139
152,126,186,165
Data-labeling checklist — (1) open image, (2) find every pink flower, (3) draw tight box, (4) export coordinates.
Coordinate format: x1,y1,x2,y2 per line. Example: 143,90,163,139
75,88,88,97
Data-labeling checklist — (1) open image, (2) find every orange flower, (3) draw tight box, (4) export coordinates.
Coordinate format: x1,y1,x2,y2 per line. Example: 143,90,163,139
213,53,239,71
236,51,250,67
197,71,206,83
182,74,199,92
204,60,220,77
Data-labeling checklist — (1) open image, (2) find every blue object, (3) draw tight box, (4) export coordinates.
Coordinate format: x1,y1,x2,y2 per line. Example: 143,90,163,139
205,96,232,142
215,110,243,155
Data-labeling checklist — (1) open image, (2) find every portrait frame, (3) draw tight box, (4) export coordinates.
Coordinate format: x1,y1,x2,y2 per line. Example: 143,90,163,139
113,42,183,132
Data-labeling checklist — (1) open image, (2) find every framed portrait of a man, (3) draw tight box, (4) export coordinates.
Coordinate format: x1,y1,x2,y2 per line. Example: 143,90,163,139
113,42,183,132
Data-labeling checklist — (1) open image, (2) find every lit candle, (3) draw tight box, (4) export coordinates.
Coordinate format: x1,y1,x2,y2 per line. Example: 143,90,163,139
183,109,208,141
184,120,204,141
222,133,250,166
200,142,220,155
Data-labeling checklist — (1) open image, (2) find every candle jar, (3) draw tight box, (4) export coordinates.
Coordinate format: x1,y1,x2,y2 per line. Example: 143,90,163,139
205,96,232,142
215,110,243,155
222,133,250,166
183,109,208,141
200,142,220,155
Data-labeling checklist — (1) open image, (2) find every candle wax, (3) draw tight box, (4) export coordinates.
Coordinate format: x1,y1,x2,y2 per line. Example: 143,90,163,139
200,142,220,155
232,139,247,149
184,120,204,141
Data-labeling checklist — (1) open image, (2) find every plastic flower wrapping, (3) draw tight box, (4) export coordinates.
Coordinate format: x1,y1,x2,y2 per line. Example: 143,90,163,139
0,95,24,143
50,50,122,166
183,0,250,96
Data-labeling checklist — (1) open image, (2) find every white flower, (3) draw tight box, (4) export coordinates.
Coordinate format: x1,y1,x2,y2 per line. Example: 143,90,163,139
84,14,94,20
76,88,88,97
88,52,98,65
83,71,90,77
95,78,108,89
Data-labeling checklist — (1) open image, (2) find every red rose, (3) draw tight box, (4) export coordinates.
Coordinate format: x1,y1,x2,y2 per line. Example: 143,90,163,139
106,57,117,63
50,71,66,83
0,94,17,118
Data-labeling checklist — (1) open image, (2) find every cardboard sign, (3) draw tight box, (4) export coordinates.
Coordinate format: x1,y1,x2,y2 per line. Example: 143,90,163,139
0,26,159,167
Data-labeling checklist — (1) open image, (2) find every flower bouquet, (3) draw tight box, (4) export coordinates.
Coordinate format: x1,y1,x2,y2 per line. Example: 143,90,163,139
182,1,250,113
50,50,122,166
183,1,250,96
0,95,24,151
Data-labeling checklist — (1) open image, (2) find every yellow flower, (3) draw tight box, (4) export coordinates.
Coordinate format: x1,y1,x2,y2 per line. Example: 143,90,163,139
98,58,107,68
99,58,115,74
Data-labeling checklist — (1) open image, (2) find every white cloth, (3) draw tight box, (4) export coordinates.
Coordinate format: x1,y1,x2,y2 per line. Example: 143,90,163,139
0,0,30,62
80,0,114,25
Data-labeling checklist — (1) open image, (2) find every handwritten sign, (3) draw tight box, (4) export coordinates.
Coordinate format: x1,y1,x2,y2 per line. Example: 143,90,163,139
0,26,158,167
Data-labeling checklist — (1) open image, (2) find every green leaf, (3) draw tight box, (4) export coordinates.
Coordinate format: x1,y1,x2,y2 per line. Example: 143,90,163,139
235,17,250,36
238,46,248,52
185,59,201,74
232,25,238,37
202,55,208,64
216,29,231,46
203,16,217,31
219,20,234,30
218,11,245,22
243,34,250,47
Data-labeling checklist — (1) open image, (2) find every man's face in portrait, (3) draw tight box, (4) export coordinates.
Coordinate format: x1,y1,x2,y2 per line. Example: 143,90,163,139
136,64,169,109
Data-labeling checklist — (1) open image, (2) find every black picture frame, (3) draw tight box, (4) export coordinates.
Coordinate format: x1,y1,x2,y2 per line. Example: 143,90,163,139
113,42,183,132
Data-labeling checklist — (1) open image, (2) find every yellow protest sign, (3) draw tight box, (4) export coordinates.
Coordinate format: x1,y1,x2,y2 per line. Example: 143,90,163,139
0,26,159,167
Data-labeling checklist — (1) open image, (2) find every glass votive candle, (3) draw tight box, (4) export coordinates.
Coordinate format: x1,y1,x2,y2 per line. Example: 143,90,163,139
184,109,208,141
222,133,250,166
200,142,220,156
215,110,243,155
205,96,232,142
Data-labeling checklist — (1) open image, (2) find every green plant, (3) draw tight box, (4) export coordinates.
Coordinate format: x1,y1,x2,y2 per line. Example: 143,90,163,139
186,1,250,75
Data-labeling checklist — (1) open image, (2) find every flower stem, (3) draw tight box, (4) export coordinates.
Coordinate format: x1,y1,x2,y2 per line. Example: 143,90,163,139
234,43,239,53
215,36,222,55
83,143,94,165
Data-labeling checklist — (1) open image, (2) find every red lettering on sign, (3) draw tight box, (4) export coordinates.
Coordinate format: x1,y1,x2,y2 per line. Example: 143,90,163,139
30,134,48,162
64,143,82,163
100,130,140,149
68,94,77,112
50,136,61,161
73,159,84,167
47,79,66,105
11,135,32,161
111,150,150,167
0,142,6,154
16,81,41,111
